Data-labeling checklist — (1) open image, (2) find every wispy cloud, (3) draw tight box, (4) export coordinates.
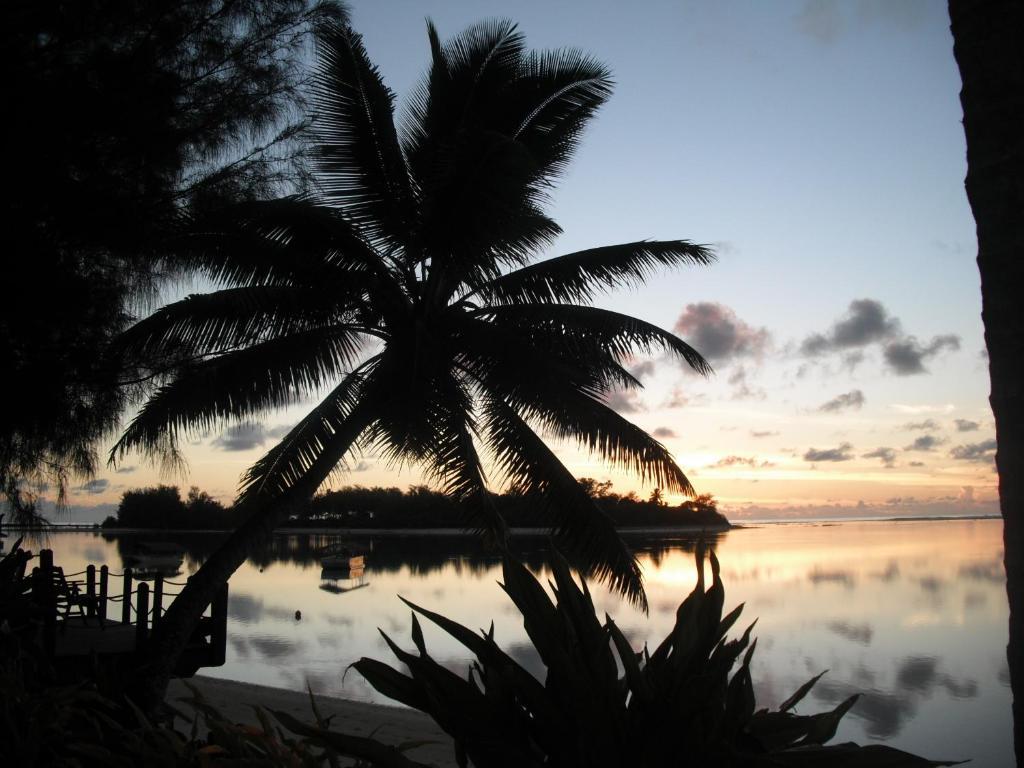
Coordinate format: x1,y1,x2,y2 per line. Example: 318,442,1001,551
800,299,959,375
904,435,945,452
950,439,997,464
804,443,854,462
674,302,770,366
819,389,865,413
863,447,897,468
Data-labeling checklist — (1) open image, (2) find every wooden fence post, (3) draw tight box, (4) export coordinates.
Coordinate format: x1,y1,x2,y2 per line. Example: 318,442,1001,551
86,565,96,618
136,581,149,648
122,568,133,625
152,574,163,628
40,550,55,655
98,565,108,625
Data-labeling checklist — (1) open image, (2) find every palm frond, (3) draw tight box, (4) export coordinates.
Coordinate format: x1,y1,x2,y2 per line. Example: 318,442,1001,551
476,240,715,305
509,48,613,182
482,395,646,610
237,357,381,503
110,326,368,464
115,286,354,361
312,23,415,253
455,320,692,494
172,197,382,287
454,315,630,402
402,19,525,178
535,396,693,495
420,391,511,547
473,303,712,376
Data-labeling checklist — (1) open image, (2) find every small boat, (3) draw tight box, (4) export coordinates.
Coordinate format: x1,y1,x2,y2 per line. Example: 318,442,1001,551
319,565,368,595
319,545,365,572
124,541,185,577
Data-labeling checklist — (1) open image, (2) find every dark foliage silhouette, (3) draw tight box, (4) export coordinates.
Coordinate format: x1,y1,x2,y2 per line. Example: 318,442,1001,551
2,0,341,519
355,547,959,767
112,16,714,703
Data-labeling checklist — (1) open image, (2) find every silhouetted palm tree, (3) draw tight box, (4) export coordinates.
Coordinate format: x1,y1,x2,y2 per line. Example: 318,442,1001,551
113,19,713,701
950,0,1024,762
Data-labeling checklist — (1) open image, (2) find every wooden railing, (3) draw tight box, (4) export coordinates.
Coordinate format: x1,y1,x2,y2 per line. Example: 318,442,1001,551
31,549,228,674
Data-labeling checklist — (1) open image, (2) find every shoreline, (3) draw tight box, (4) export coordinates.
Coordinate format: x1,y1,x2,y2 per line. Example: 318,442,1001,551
39,523,734,535
168,675,455,766
12,516,1002,536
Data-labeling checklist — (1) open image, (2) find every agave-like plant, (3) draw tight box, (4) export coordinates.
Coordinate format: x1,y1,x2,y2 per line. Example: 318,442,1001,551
353,547,961,768
112,17,715,698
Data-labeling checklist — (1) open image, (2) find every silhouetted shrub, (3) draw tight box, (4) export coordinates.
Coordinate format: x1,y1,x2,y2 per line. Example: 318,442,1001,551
354,547,958,767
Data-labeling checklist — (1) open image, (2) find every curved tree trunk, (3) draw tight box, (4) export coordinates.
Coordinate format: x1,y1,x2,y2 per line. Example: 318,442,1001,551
130,402,377,712
949,1,1024,763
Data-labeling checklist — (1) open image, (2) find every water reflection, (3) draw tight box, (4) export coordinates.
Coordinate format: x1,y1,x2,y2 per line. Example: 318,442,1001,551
42,519,1009,765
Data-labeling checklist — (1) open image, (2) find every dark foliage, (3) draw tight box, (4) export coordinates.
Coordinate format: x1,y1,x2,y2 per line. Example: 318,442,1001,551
355,547,961,768
0,541,423,766
1,0,343,519
304,483,728,529
112,485,245,530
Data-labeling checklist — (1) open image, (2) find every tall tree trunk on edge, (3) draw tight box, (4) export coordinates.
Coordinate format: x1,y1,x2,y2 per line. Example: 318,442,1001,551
130,402,376,712
949,1,1024,763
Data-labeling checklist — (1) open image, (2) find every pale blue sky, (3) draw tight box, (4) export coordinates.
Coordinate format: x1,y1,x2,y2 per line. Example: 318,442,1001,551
63,1,995,522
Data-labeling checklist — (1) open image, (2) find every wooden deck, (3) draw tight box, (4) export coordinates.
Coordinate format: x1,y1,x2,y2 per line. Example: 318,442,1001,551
32,549,228,677
54,620,137,655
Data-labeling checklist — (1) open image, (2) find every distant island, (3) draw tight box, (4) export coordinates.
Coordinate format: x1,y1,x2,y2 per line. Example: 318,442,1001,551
101,479,730,532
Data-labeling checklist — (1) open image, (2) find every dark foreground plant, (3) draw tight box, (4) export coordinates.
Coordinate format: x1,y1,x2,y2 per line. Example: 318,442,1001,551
354,547,962,768
0,669,434,768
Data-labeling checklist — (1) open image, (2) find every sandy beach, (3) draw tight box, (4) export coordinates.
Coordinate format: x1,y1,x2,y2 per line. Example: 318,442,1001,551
167,676,455,766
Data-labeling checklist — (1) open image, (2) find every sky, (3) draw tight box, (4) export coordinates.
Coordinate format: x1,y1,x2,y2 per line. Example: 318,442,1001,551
56,0,997,523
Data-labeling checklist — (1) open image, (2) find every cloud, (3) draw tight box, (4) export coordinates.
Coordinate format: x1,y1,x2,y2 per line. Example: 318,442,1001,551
883,335,960,375
663,389,708,409
603,388,644,414
114,466,138,474
890,403,955,415
751,430,780,438
908,461,926,467
903,419,938,431
950,438,997,464
904,435,945,452
795,0,930,45
795,0,844,43
74,478,109,495
708,455,774,469
842,350,866,371
628,360,656,380
799,300,959,375
673,303,770,365
652,427,677,438
266,423,295,439
213,424,269,452
863,447,897,468
801,299,900,356
804,443,854,462
728,366,766,401
954,419,980,432
724,494,999,522
818,389,865,413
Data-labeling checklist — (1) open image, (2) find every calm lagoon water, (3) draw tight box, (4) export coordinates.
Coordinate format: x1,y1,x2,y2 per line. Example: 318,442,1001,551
36,519,1010,765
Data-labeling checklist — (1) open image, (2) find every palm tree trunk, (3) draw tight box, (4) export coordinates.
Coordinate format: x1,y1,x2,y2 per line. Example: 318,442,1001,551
949,0,1024,763
130,402,376,712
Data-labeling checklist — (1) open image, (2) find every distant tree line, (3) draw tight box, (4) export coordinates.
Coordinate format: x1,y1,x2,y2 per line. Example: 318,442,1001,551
104,480,729,531
104,486,246,530
303,478,728,529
